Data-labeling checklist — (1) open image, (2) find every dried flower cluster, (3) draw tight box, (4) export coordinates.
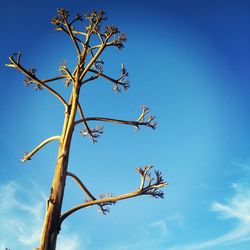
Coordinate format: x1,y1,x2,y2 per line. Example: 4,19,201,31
80,125,104,143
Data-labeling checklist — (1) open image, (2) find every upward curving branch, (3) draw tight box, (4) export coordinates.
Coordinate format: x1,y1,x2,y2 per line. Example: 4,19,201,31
21,135,61,162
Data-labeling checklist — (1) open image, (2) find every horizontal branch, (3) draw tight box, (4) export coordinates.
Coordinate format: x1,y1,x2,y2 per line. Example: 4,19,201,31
59,166,167,224
21,136,61,162
74,116,156,129
6,56,68,107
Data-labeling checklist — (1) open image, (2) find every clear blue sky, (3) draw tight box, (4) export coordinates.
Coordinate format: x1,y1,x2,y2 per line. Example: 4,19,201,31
1,0,250,249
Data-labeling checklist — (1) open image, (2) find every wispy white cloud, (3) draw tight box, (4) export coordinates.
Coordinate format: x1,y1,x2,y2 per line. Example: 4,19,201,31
137,212,184,240
57,233,81,250
168,183,250,250
104,212,184,250
0,181,83,250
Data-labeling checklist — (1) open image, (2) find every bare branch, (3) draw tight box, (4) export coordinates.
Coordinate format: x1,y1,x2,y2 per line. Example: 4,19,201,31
89,66,129,93
6,55,68,107
72,30,87,36
59,62,75,84
79,42,107,80
74,108,157,130
51,9,85,47
53,25,85,46
60,166,168,223
86,117,156,129
42,75,67,83
136,165,153,190
88,44,102,51
21,136,61,162
79,26,114,81
67,172,110,214
63,15,82,58
77,102,103,143
77,102,89,131
81,69,103,85
67,172,96,200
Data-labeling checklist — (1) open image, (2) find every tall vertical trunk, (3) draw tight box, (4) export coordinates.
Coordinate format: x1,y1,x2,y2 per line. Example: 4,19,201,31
39,85,80,250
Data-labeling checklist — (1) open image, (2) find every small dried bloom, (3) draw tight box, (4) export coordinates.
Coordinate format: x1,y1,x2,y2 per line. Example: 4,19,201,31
59,60,68,75
51,17,61,25
57,8,69,18
80,125,104,143
86,10,106,22
114,33,127,49
75,13,83,21
148,189,165,199
104,25,119,37
23,68,41,90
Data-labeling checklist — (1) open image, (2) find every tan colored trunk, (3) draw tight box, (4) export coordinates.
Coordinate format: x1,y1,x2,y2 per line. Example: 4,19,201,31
39,86,79,250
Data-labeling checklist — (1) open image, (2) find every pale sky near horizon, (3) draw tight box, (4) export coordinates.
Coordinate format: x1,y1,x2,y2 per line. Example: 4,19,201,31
1,0,250,249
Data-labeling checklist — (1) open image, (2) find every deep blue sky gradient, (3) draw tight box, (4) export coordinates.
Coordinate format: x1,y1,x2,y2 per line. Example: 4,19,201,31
0,1,250,249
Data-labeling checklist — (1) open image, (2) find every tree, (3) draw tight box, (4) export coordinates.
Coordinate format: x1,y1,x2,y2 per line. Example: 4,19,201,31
6,8,167,250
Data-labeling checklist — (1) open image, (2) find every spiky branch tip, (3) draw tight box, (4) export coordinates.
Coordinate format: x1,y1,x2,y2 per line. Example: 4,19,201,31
136,166,167,198
135,106,157,130
80,125,104,143
112,63,130,93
